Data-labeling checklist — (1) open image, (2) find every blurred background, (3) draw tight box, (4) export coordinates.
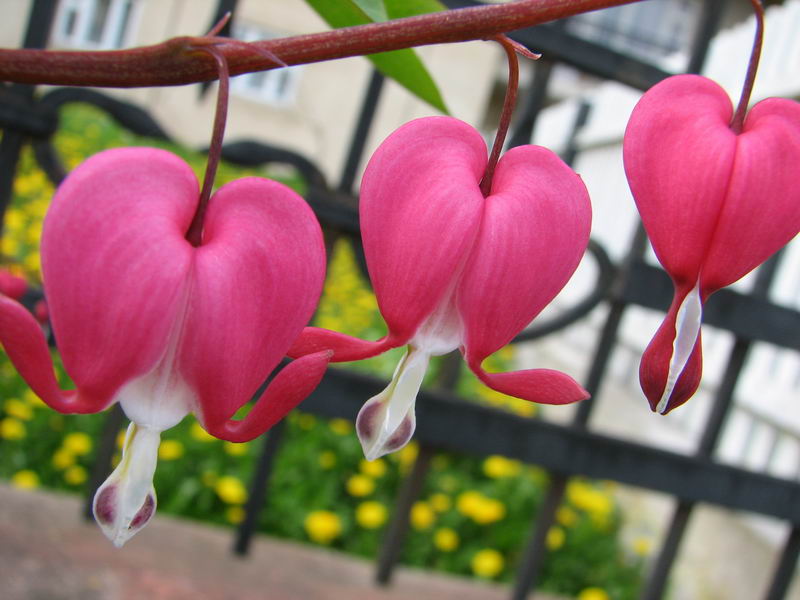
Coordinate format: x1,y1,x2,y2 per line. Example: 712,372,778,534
1,1,800,599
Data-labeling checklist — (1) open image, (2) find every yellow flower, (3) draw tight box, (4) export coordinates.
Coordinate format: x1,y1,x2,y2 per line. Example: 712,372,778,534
116,429,127,449
158,439,185,461
457,491,506,524
429,493,451,513
64,465,88,485
546,526,566,550
223,441,248,456
226,506,246,524
215,476,248,505
359,458,387,478
355,501,388,529
0,417,25,440
567,480,613,525
346,474,375,497
577,587,611,600
482,455,521,479
410,501,435,530
633,536,652,557
11,469,39,489
3,398,33,420
63,431,92,455
23,390,44,407
318,450,337,469
471,548,504,578
329,418,353,435
296,413,317,430
191,421,217,442
433,527,459,552
395,440,419,467
304,510,342,544
52,447,76,470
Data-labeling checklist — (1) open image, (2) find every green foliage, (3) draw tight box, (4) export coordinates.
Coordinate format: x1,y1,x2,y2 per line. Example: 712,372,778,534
0,103,645,599
304,0,449,114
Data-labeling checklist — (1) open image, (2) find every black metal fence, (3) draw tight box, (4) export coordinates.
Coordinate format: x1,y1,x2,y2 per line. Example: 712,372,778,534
2,1,799,599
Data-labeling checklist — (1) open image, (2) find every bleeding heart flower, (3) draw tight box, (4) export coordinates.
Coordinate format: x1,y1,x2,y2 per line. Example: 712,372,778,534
289,116,591,460
0,147,329,546
0,268,28,301
624,74,800,414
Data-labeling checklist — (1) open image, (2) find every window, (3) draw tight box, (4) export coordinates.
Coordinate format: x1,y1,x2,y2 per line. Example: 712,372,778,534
230,22,302,108
52,0,139,50
566,0,699,64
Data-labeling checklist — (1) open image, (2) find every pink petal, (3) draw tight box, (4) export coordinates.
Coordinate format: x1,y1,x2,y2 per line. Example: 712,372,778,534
359,117,486,343
623,74,737,287
38,147,196,407
639,284,704,413
0,295,107,412
203,350,331,443
178,177,326,430
700,97,800,291
287,327,399,362
0,269,27,300
459,145,591,364
468,357,589,405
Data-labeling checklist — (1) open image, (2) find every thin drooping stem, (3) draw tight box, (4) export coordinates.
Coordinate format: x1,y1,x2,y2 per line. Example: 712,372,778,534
0,0,638,87
730,0,764,133
480,36,536,197
185,45,229,247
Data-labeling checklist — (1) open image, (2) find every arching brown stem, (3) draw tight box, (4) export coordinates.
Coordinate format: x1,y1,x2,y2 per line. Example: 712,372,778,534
730,0,764,133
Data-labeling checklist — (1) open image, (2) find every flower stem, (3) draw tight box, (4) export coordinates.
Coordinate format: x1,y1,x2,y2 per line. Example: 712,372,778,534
480,36,537,197
730,0,764,134
185,45,229,247
0,0,638,87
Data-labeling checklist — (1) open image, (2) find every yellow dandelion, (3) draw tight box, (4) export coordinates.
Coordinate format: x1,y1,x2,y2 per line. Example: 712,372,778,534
0,417,25,440
577,587,611,600
11,469,39,489
482,455,522,479
395,441,419,467
52,447,76,470
456,490,484,517
158,439,185,461
3,398,32,420
346,474,375,497
355,501,388,529
62,431,92,456
223,441,248,457
64,465,88,486
215,476,248,505
433,527,459,552
556,506,579,527
191,421,217,442
225,506,246,524
359,458,387,478
304,510,342,544
329,418,353,435
470,497,506,525
24,390,44,407
318,450,337,469
410,501,435,530
296,413,317,430
471,548,505,579
633,536,652,557
546,526,566,550
429,493,451,513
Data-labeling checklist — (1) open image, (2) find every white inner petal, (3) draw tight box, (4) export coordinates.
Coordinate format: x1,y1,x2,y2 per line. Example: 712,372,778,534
656,283,703,414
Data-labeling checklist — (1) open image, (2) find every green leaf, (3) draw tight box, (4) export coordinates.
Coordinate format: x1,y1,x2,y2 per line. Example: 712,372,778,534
305,0,449,114
385,0,446,20
352,0,388,22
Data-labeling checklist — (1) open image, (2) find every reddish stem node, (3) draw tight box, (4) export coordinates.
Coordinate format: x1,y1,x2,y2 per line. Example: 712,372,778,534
480,35,533,197
730,0,764,134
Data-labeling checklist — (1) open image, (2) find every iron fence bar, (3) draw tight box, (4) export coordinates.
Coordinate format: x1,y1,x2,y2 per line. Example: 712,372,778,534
375,444,436,584
374,351,463,584
82,403,126,521
338,69,385,194
0,0,56,237
686,0,727,75
233,419,287,555
765,526,800,600
641,254,782,599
